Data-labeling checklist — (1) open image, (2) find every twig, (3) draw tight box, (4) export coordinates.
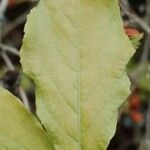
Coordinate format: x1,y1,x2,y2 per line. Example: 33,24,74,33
18,86,31,111
1,52,15,70
0,0,8,42
0,0,8,19
140,0,150,63
0,43,19,56
1,51,31,111
2,13,27,37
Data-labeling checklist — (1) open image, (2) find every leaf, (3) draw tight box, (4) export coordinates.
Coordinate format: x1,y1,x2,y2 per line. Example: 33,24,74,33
21,0,135,149
0,87,54,150
124,27,143,49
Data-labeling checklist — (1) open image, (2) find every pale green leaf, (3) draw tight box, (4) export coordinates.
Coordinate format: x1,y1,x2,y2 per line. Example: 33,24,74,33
0,87,54,150
21,0,135,149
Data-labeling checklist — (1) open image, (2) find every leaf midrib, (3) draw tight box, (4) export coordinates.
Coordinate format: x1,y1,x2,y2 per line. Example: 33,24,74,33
76,0,81,149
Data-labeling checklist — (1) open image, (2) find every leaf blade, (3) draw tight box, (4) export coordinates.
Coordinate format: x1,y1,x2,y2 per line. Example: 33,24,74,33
0,87,54,150
21,0,135,149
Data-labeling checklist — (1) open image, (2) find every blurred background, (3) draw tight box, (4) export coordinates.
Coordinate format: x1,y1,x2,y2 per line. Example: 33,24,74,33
0,0,149,149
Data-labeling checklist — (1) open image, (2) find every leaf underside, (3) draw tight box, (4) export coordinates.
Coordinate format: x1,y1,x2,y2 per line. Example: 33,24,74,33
0,0,134,150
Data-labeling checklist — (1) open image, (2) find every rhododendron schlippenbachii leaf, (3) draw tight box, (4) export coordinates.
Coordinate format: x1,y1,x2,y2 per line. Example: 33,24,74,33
0,0,134,150
0,87,54,150
20,0,134,149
